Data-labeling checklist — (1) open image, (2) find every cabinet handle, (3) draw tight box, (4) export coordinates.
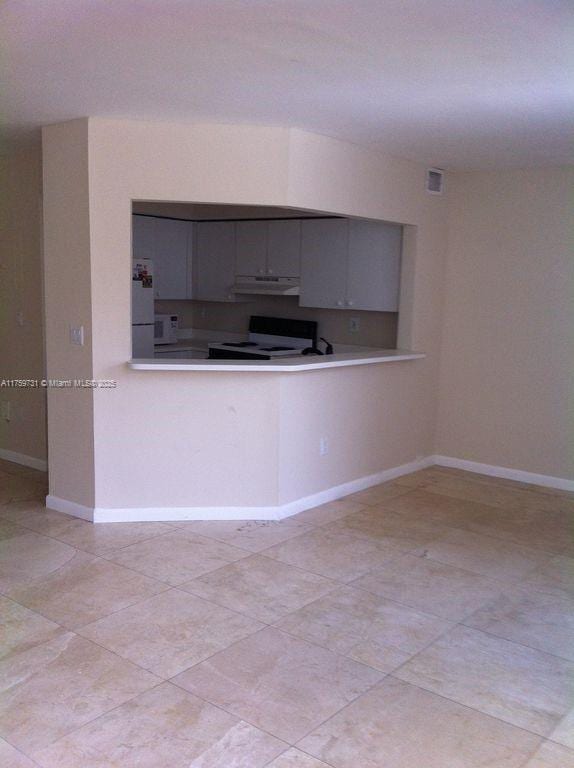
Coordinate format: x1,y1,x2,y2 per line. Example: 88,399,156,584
347,299,354,307
336,300,344,307
258,269,264,274
268,269,274,275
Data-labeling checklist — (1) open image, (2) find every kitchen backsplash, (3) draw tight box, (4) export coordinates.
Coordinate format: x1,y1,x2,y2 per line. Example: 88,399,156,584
155,296,398,348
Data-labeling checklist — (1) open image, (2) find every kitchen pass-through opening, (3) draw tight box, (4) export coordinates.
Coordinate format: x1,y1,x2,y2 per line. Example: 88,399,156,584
131,201,411,361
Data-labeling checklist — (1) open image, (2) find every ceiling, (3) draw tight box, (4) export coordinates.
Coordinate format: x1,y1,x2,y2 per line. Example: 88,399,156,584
2,0,573,169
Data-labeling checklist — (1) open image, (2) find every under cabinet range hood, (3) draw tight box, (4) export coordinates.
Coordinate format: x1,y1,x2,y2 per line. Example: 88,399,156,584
231,275,300,296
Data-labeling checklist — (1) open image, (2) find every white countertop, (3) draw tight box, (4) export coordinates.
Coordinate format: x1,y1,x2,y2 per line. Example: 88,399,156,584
130,348,425,372
154,341,208,352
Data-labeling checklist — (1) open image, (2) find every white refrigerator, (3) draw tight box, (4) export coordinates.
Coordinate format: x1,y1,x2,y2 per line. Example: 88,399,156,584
132,259,155,357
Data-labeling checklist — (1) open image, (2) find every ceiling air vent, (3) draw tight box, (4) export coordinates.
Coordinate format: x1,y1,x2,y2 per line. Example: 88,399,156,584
426,168,444,195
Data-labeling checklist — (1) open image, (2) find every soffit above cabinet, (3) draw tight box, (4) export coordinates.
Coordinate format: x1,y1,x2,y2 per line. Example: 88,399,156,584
132,201,337,221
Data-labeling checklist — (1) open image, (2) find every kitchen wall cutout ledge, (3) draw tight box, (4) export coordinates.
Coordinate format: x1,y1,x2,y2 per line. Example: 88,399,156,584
129,349,425,372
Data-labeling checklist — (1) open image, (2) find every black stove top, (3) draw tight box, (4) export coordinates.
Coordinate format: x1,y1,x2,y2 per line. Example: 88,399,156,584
208,316,318,361
221,342,295,352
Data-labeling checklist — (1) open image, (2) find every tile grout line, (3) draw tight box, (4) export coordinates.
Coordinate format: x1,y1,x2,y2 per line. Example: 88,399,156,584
0,557,174,629
262,744,338,768
166,625,387,755
71,587,280,681
4,519,570,677
0,506,180,556
4,504,556,623
3,471,573,764
455,620,574,665
421,483,574,514
78,581,270,630
181,573,341,625
164,520,315,553
165,623,300,745
2,738,44,768
5,482,570,562
3,506,570,648
6,556,571,758
342,485,573,554
96,525,252,559
386,672,554,744
289,671,394,753
25,679,168,764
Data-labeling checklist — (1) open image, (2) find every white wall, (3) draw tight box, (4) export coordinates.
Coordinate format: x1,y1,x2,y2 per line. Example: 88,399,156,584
87,121,291,509
278,361,429,504
43,120,95,505
437,167,574,480
279,130,449,503
42,118,573,518
42,118,448,514
0,142,46,466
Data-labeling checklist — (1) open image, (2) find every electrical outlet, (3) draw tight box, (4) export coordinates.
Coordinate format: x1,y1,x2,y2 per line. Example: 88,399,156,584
16,311,24,327
1,402,11,422
69,325,84,346
349,317,360,333
319,436,329,456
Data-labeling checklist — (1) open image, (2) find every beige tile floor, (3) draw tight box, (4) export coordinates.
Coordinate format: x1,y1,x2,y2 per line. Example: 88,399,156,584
0,459,573,767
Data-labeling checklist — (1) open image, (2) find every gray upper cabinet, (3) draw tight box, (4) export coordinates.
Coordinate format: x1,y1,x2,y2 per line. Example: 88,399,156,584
133,213,400,309
300,219,349,309
300,218,401,311
154,218,190,300
347,220,402,311
235,221,267,275
267,220,301,276
194,221,236,302
235,219,301,277
132,214,156,261
132,215,191,299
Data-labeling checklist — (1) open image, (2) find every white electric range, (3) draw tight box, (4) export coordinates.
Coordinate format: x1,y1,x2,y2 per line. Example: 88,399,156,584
208,316,318,360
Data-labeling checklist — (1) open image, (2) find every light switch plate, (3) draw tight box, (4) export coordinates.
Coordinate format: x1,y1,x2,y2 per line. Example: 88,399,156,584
70,325,84,346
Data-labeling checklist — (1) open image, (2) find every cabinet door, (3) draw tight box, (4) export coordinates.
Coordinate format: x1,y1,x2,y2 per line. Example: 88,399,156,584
194,222,236,302
346,220,402,311
300,219,348,309
235,221,267,275
267,220,301,276
153,218,189,299
132,215,156,260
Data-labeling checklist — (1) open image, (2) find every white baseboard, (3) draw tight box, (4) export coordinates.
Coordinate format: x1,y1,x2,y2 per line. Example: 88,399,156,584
275,456,433,520
431,455,574,492
46,495,94,521
45,453,572,525
0,449,47,472
46,456,434,524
